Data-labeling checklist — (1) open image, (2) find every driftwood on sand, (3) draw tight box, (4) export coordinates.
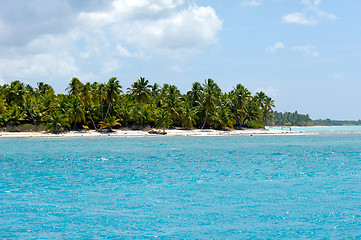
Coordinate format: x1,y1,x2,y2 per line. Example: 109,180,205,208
148,129,167,135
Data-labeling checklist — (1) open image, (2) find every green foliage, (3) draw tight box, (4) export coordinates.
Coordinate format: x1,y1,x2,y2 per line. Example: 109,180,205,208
244,121,264,129
129,77,152,128
272,111,313,126
45,111,70,133
97,115,121,132
313,119,361,126
0,77,279,132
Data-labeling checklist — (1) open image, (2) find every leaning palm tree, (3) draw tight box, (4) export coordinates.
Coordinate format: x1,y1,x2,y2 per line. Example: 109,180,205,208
129,77,151,128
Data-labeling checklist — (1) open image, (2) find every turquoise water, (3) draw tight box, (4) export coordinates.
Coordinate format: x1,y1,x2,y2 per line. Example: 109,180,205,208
267,125,361,133
1,135,361,239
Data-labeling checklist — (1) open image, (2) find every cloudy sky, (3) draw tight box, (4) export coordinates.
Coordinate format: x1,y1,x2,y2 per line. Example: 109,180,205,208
0,0,360,120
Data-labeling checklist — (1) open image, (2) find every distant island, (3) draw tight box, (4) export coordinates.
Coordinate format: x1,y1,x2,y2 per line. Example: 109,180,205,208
272,111,361,127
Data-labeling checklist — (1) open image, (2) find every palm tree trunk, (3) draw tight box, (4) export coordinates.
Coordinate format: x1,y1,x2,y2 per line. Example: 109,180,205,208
86,105,97,130
140,102,143,128
23,98,37,130
201,110,208,129
239,106,243,128
99,102,111,132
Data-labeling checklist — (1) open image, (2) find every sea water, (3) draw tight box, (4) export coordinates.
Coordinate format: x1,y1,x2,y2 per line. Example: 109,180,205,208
1,134,361,239
267,125,361,133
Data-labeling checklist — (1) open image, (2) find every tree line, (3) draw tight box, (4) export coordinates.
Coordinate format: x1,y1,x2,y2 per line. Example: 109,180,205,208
271,111,361,126
271,111,313,126
313,119,361,126
0,77,275,133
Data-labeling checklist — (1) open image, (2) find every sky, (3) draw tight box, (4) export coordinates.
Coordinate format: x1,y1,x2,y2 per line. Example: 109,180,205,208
0,0,360,120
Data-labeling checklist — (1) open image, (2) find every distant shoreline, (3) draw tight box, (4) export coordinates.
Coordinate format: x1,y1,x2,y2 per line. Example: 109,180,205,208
0,128,296,138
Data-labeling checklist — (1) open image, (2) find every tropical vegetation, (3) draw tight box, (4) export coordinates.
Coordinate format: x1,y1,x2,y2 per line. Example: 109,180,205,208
271,111,313,126
0,78,276,133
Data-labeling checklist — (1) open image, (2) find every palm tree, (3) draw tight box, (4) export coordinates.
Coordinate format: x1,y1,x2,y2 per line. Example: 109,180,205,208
36,82,54,95
243,98,262,127
39,90,56,117
151,83,161,97
254,91,267,109
155,109,172,132
180,104,198,130
129,77,151,128
66,77,83,96
46,111,70,133
100,78,122,131
141,103,157,127
211,104,235,130
163,85,181,126
261,96,275,126
0,96,6,114
97,116,121,132
23,93,39,129
80,83,97,130
179,95,198,129
7,80,25,106
7,81,37,128
231,84,251,127
200,78,221,129
0,96,7,127
6,105,25,128
188,82,202,107
68,96,86,129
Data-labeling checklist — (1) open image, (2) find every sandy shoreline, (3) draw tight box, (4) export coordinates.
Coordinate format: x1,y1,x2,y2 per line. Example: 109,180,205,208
0,128,298,138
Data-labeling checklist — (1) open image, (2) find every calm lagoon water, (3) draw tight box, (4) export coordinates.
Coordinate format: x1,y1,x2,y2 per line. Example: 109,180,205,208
267,125,361,133
1,134,361,239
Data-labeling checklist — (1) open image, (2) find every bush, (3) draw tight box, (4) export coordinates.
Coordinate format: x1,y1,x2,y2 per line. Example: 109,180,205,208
245,121,264,129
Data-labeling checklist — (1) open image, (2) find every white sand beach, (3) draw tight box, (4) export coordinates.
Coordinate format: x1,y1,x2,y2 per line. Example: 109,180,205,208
0,128,296,138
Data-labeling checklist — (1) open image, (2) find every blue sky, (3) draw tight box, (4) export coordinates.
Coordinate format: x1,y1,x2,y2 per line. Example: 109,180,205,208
0,0,360,120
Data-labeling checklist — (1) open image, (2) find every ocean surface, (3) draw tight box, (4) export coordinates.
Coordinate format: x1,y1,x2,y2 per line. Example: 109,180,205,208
2,132,361,239
267,125,361,133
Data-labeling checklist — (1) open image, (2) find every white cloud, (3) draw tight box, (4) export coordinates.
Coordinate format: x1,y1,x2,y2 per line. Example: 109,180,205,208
241,0,261,7
78,0,223,51
116,45,132,57
282,0,336,25
282,12,316,25
0,53,78,84
102,59,121,74
0,0,222,90
266,42,285,54
292,45,319,57
330,72,344,79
